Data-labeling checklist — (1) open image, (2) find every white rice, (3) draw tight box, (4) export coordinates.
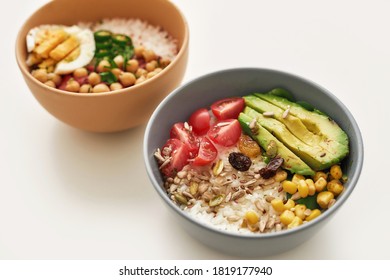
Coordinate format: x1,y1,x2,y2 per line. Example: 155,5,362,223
80,18,178,60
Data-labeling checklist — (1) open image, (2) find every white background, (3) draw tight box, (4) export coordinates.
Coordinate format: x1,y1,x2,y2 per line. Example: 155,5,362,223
1,0,389,259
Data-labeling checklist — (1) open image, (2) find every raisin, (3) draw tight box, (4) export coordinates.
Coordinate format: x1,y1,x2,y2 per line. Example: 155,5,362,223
228,152,252,171
259,156,284,179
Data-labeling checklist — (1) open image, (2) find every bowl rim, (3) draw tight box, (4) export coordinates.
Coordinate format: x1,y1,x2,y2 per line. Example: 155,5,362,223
144,67,364,239
15,0,189,98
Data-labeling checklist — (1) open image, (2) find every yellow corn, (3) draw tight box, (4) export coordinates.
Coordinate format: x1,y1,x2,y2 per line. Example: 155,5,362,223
305,209,321,221
317,191,334,209
245,211,259,225
306,179,316,196
283,199,295,210
294,204,307,220
280,210,295,226
274,170,288,182
327,179,344,196
330,165,343,180
313,171,327,182
271,198,285,212
314,177,327,192
298,180,309,198
292,174,305,184
287,216,303,229
282,180,298,194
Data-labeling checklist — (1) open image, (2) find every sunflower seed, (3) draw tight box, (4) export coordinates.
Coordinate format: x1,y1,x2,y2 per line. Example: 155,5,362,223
177,170,187,179
198,183,209,194
227,215,240,222
291,192,301,200
225,192,232,202
231,190,246,201
154,149,165,162
159,157,171,169
282,105,290,119
263,111,274,117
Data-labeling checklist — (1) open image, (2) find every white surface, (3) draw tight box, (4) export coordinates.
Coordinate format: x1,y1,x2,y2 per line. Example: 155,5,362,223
1,0,389,259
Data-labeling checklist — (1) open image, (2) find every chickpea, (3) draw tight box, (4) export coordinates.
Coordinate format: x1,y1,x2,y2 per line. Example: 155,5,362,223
110,83,123,91
135,68,147,78
79,84,93,93
135,75,146,85
159,57,171,68
65,80,80,92
97,59,111,73
44,80,56,88
142,49,156,62
154,67,163,74
111,68,122,79
32,69,48,83
119,72,136,87
113,55,124,69
126,59,139,73
93,83,110,93
134,46,145,58
88,72,101,86
146,71,158,79
145,60,158,72
73,67,88,78
47,73,62,86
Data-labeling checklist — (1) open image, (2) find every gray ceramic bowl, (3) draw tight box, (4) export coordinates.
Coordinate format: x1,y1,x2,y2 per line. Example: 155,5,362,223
143,68,363,257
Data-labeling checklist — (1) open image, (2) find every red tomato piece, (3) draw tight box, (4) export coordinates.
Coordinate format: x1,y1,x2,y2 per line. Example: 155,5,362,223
170,122,199,158
188,108,211,135
160,138,190,177
58,74,72,91
193,137,217,166
207,119,242,147
211,97,245,120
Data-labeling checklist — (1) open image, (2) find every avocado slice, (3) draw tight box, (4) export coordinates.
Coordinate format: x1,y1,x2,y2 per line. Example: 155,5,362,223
244,95,345,161
238,112,315,176
255,92,349,151
244,106,338,170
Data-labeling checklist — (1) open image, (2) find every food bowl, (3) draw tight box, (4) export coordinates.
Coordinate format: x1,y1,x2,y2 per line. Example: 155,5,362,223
144,68,363,257
15,0,189,132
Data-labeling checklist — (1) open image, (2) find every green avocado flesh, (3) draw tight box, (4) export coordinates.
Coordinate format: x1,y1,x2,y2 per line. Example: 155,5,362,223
244,107,335,170
238,113,315,176
241,92,349,173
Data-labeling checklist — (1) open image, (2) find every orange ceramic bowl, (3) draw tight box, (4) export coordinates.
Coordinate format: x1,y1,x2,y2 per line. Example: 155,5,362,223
15,0,189,132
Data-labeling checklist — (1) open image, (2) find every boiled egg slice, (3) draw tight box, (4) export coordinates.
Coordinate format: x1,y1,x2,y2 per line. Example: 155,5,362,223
54,27,95,74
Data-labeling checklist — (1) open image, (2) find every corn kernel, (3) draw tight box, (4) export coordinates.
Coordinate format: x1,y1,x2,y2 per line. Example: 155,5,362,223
317,191,334,209
305,209,321,221
271,198,285,212
280,210,295,226
327,179,344,196
306,179,316,196
245,211,259,225
283,199,295,210
287,216,303,229
282,180,298,194
314,177,327,192
294,204,307,220
330,165,343,180
313,171,327,182
274,170,288,182
292,174,305,184
298,180,309,198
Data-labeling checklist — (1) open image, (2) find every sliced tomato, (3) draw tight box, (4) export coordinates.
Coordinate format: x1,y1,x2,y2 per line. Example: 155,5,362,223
207,119,242,147
160,138,190,177
210,97,245,120
170,122,199,158
193,137,217,166
188,108,211,135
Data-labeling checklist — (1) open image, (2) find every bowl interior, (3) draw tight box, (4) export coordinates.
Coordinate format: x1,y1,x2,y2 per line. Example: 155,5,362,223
144,67,363,237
